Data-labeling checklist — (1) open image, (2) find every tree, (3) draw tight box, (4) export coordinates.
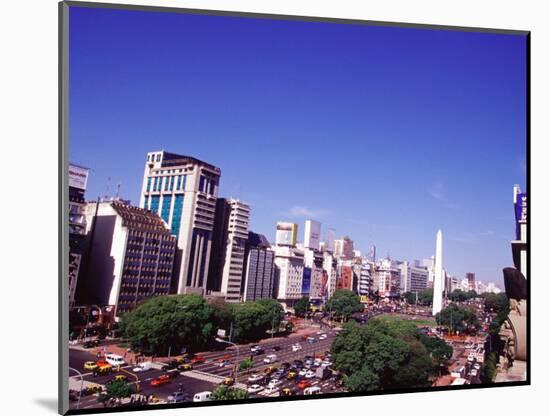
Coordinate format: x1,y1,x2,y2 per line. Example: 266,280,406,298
403,292,416,305
450,289,468,302
229,299,284,343
435,303,480,334
418,288,434,305
331,318,435,392
326,289,363,321
120,294,216,355
419,333,453,369
212,385,249,401
294,297,309,317
97,380,134,407
239,357,254,373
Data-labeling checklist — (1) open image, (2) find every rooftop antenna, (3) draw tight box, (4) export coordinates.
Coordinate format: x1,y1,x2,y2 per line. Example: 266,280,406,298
115,182,121,199
104,176,111,200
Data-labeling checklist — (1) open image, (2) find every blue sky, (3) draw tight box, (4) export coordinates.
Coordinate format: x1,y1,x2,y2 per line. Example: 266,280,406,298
69,6,527,285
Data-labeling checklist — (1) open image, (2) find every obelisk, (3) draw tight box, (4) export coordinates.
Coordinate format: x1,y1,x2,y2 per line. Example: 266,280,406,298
432,229,443,315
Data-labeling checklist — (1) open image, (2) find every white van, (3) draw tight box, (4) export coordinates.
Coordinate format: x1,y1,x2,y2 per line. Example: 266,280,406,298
193,391,212,402
263,354,278,364
132,362,153,372
304,386,322,395
105,354,126,367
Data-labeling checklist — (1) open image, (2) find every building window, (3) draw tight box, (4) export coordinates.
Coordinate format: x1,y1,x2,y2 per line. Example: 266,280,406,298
156,154,161,162
150,195,160,214
161,195,172,225
146,177,152,192
171,194,184,236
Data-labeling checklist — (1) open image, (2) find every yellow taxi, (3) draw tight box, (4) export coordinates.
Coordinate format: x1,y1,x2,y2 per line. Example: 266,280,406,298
112,374,128,383
221,377,234,386
287,371,298,380
84,361,98,371
282,388,293,396
178,363,193,371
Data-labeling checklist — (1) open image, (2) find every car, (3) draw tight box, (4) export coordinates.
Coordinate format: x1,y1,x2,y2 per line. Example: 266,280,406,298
316,330,324,335
167,391,187,403
150,375,172,387
93,365,112,376
281,362,291,369
292,360,303,369
217,355,232,363
166,369,179,379
470,369,478,377
83,339,100,349
304,386,322,395
307,336,316,344
319,334,328,340
162,361,179,371
291,344,302,352
287,371,298,380
304,355,313,361
178,363,193,371
247,373,264,383
281,388,294,396
250,345,260,352
218,360,232,368
304,370,316,379
221,377,235,386
272,345,281,352
253,348,265,356
322,360,333,367
191,355,205,364
298,368,308,376
84,361,98,371
297,379,312,389
314,358,323,366
473,363,481,370
268,379,283,388
133,362,153,372
247,384,264,394
110,374,128,383
85,385,103,395
264,366,277,375
263,354,278,364
105,354,126,367
264,385,280,395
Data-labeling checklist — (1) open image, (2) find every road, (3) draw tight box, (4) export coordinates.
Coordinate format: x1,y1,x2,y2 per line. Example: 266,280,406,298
68,325,344,410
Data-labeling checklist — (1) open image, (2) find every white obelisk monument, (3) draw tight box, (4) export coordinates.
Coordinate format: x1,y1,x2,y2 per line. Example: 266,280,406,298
432,229,443,315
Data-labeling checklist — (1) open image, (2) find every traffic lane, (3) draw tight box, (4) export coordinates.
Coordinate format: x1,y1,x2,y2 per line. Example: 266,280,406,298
69,348,99,372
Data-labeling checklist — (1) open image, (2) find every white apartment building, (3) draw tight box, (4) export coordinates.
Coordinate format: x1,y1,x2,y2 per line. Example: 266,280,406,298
139,151,220,295
220,199,250,302
373,258,401,297
303,247,324,300
399,261,429,294
322,252,338,298
274,246,304,304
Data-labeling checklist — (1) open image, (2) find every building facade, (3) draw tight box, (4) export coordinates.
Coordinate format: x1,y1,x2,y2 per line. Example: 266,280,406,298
304,220,321,250
139,151,220,295
242,232,275,301
334,236,354,260
399,261,429,294
274,246,304,304
82,201,176,317
373,258,401,298
275,222,298,247
68,164,89,307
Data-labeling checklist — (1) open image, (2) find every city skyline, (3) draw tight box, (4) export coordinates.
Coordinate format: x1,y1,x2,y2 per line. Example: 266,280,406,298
69,6,526,284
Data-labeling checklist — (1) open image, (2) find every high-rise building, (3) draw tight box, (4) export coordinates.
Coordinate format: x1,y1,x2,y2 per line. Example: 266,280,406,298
68,164,90,307
304,220,321,250
80,201,176,316
432,230,444,315
242,232,275,302
208,198,250,302
338,264,354,290
274,246,304,305
275,222,298,247
334,236,354,260
512,184,527,278
325,228,336,253
466,272,476,291
373,258,401,298
399,261,429,294
358,259,372,296
139,151,220,295
303,247,324,300
322,252,338,298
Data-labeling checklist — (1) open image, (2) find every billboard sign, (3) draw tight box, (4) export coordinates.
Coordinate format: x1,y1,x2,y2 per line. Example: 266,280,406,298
276,222,297,246
304,220,321,250
69,164,89,190
514,192,527,240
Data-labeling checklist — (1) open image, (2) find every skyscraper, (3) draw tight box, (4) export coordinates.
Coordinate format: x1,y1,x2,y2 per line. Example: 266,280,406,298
242,232,275,301
432,229,444,315
334,236,354,260
140,151,221,295
80,201,176,316
68,163,89,307
304,220,321,250
466,272,476,291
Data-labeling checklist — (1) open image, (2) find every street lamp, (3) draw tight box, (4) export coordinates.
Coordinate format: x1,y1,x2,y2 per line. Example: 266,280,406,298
215,337,240,380
69,367,84,410
168,305,188,358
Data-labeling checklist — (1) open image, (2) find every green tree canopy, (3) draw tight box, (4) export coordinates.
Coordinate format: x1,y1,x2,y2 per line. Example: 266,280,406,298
419,333,453,365
435,303,480,334
419,288,434,305
331,318,434,392
403,291,417,305
293,297,309,317
212,385,249,401
229,299,284,343
120,294,216,355
326,289,363,321
97,380,134,406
